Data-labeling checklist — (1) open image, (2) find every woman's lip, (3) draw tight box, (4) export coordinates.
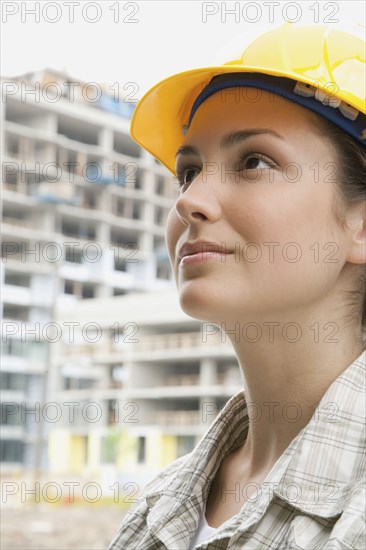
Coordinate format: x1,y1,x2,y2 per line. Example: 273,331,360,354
179,251,233,265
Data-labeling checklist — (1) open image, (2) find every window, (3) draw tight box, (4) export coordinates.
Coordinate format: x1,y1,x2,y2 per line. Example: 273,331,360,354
101,432,119,463
137,436,146,463
154,207,164,225
4,171,17,186
4,272,30,287
78,378,94,389
116,199,125,216
156,262,172,280
61,220,95,240
3,305,28,321
64,280,74,294
83,192,96,209
156,175,164,195
2,208,26,223
2,338,25,357
7,135,19,157
114,166,126,186
114,259,128,272
1,403,23,425
1,242,20,260
132,203,140,219
34,141,46,158
177,436,196,458
82,284,95,299
65,246,83,263
0,372,27,391
64,377,94,390
82,436,88,464
113,288,127,296
25,173,41,185
0,440,24,463
29,342,47,361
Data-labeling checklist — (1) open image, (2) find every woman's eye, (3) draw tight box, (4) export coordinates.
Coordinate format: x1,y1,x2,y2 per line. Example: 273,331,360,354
175,166,201,189
238,153,275,172
174,154,275,190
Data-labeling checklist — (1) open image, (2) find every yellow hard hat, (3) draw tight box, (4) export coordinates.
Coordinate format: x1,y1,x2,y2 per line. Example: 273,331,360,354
130,23,366,175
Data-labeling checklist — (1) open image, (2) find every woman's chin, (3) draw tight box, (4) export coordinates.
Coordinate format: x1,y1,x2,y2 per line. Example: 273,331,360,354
178,285,226,324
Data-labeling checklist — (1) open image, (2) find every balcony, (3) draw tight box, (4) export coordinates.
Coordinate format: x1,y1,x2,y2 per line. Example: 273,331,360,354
1,216,36,229
154,410,201,426
61,341,111,358
165,374,200,386
60,330,234,363
2,284,32,306
128,331,232,352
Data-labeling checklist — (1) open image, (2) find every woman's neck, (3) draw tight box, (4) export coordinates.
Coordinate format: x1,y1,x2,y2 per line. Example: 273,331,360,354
224,317,363,473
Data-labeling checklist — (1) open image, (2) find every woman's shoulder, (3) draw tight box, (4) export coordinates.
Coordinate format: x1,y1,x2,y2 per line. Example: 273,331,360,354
125,451,194,514
107,452,195,549
142,451,194,498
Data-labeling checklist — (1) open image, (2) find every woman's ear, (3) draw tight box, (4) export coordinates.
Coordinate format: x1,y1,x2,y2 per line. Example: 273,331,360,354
345,202,366,265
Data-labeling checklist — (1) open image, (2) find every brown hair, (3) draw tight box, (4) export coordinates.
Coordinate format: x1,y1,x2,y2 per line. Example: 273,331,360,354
310,114,366,348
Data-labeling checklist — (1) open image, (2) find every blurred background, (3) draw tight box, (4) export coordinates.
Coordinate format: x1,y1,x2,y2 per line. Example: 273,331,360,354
1,1,364,548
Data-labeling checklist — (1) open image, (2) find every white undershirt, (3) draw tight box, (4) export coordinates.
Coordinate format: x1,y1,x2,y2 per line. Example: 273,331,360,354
188,509,219,549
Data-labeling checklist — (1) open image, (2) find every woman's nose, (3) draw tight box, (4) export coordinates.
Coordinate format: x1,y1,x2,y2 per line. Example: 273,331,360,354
174,169,222,226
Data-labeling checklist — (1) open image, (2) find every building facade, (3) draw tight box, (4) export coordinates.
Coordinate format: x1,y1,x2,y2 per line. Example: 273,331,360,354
1,68,177,473
48,290,242,491
1,69,242,487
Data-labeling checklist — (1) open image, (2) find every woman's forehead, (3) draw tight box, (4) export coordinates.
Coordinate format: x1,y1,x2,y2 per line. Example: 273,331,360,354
181,89,319,150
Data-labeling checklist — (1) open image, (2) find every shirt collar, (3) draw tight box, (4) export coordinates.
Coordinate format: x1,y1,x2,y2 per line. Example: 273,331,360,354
275,348,366,516
146,349,366,521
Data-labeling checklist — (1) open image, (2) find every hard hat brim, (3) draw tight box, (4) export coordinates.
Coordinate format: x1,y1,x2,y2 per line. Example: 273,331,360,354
130,66,294,175
131,23,366,175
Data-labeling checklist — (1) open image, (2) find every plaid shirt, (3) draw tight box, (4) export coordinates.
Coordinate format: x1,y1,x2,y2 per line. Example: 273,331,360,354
108,349,366,550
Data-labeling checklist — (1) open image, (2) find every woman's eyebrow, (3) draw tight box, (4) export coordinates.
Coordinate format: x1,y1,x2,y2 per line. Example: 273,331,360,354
175,128,285,159
175,144,199,159
221,128,285,148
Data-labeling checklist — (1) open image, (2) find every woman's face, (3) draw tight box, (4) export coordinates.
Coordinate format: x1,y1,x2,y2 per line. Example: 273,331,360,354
165,88,349,325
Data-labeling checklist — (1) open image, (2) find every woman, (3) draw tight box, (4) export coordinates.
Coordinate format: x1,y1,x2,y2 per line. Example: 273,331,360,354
108,23,366,549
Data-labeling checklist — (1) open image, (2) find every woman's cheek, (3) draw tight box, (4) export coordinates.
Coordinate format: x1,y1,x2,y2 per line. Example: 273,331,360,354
165,208,182,263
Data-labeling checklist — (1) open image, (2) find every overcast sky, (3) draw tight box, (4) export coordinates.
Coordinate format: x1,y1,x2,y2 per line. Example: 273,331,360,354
1,1,365,99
